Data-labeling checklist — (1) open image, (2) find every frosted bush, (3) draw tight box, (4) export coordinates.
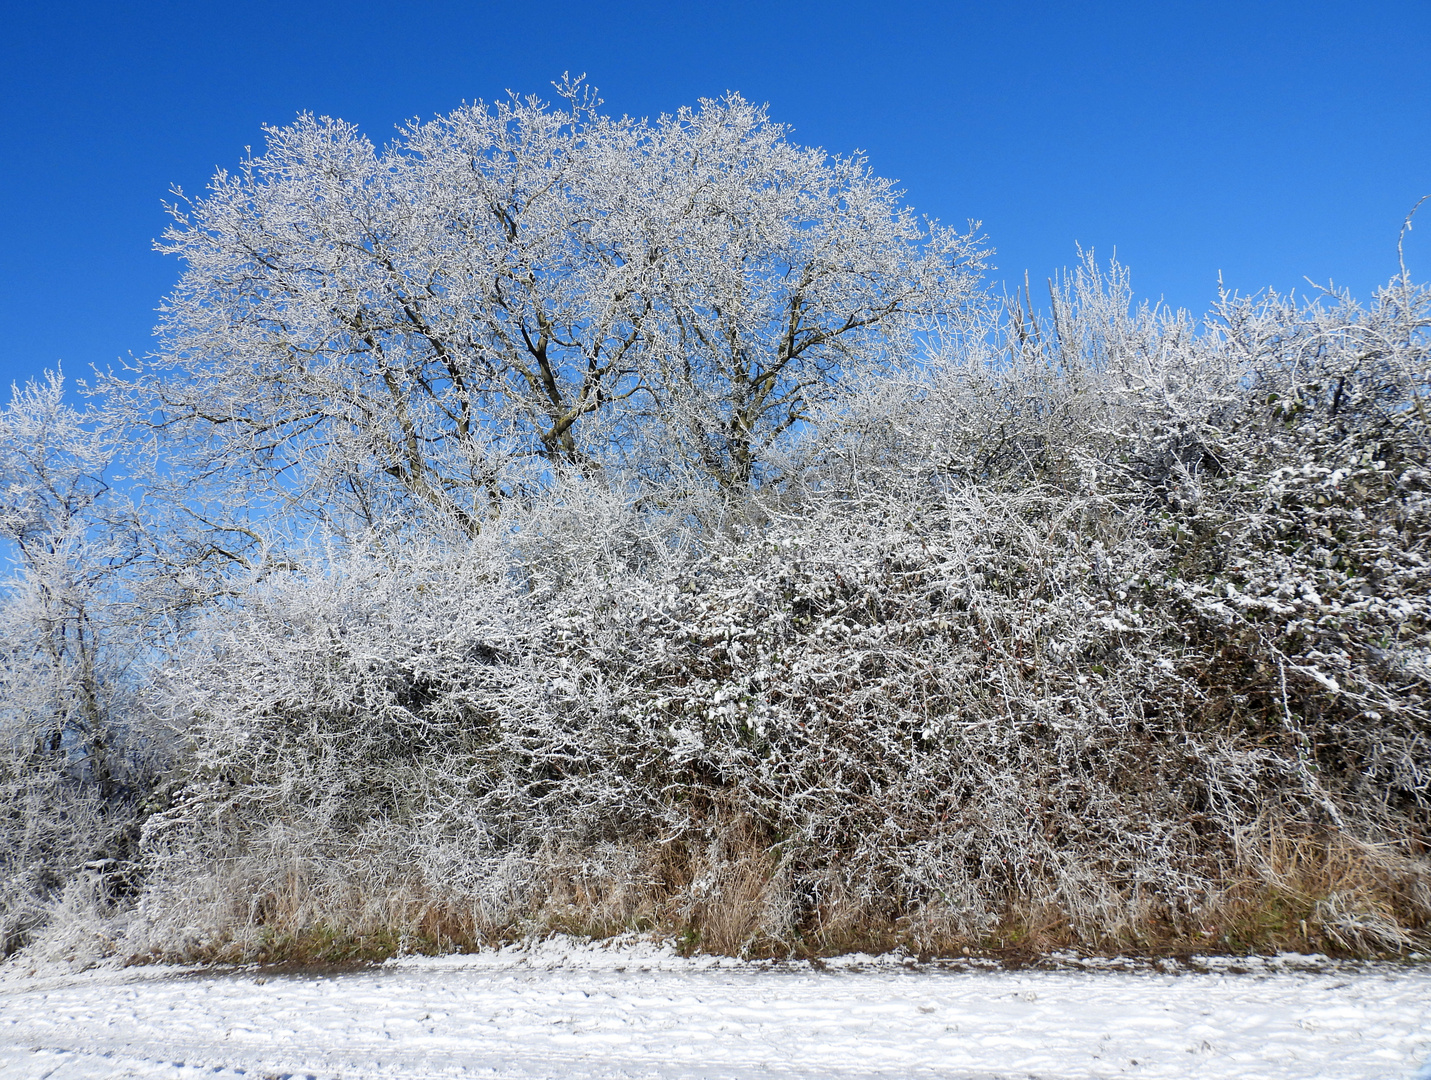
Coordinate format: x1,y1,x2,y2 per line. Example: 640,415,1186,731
136,262,1430,956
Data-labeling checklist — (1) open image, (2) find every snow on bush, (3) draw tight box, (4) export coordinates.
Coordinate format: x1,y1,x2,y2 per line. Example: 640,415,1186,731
113,260,1431,960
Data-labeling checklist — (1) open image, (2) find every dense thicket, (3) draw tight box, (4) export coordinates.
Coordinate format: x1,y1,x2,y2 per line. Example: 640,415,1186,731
2,89,1428,962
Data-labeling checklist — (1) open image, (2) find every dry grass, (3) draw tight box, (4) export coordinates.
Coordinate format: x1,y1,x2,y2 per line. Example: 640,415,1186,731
109,806,1431,967
1211,817,1430,954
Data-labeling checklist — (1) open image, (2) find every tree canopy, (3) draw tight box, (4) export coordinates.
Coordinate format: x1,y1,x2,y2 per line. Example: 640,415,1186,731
115,82,985,539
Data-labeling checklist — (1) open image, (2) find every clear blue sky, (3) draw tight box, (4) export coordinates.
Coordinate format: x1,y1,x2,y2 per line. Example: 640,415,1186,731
2,0,1428,392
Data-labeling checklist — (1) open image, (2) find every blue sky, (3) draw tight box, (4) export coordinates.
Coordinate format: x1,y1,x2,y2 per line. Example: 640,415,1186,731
2,0,1428,392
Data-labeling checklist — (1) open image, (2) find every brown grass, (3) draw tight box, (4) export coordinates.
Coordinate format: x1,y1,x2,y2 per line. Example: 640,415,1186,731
122,809,1430,967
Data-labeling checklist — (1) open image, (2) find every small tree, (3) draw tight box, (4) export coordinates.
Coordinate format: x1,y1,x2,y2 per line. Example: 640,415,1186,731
0,373,147,954
0,372,123,769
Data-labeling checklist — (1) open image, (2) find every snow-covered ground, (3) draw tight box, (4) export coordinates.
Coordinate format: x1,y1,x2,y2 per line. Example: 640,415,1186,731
1,940,1428,1079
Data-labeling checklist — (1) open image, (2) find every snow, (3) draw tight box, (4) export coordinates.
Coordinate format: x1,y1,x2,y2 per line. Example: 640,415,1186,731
1,942,1428,1079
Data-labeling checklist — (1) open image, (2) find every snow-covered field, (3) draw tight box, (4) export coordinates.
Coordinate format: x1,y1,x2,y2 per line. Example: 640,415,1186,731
1,941,1428,1079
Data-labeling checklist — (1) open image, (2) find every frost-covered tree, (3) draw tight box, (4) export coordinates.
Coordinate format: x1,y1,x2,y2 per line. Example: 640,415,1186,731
1,373,125,766
0,373,148,954
106,80,985,541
